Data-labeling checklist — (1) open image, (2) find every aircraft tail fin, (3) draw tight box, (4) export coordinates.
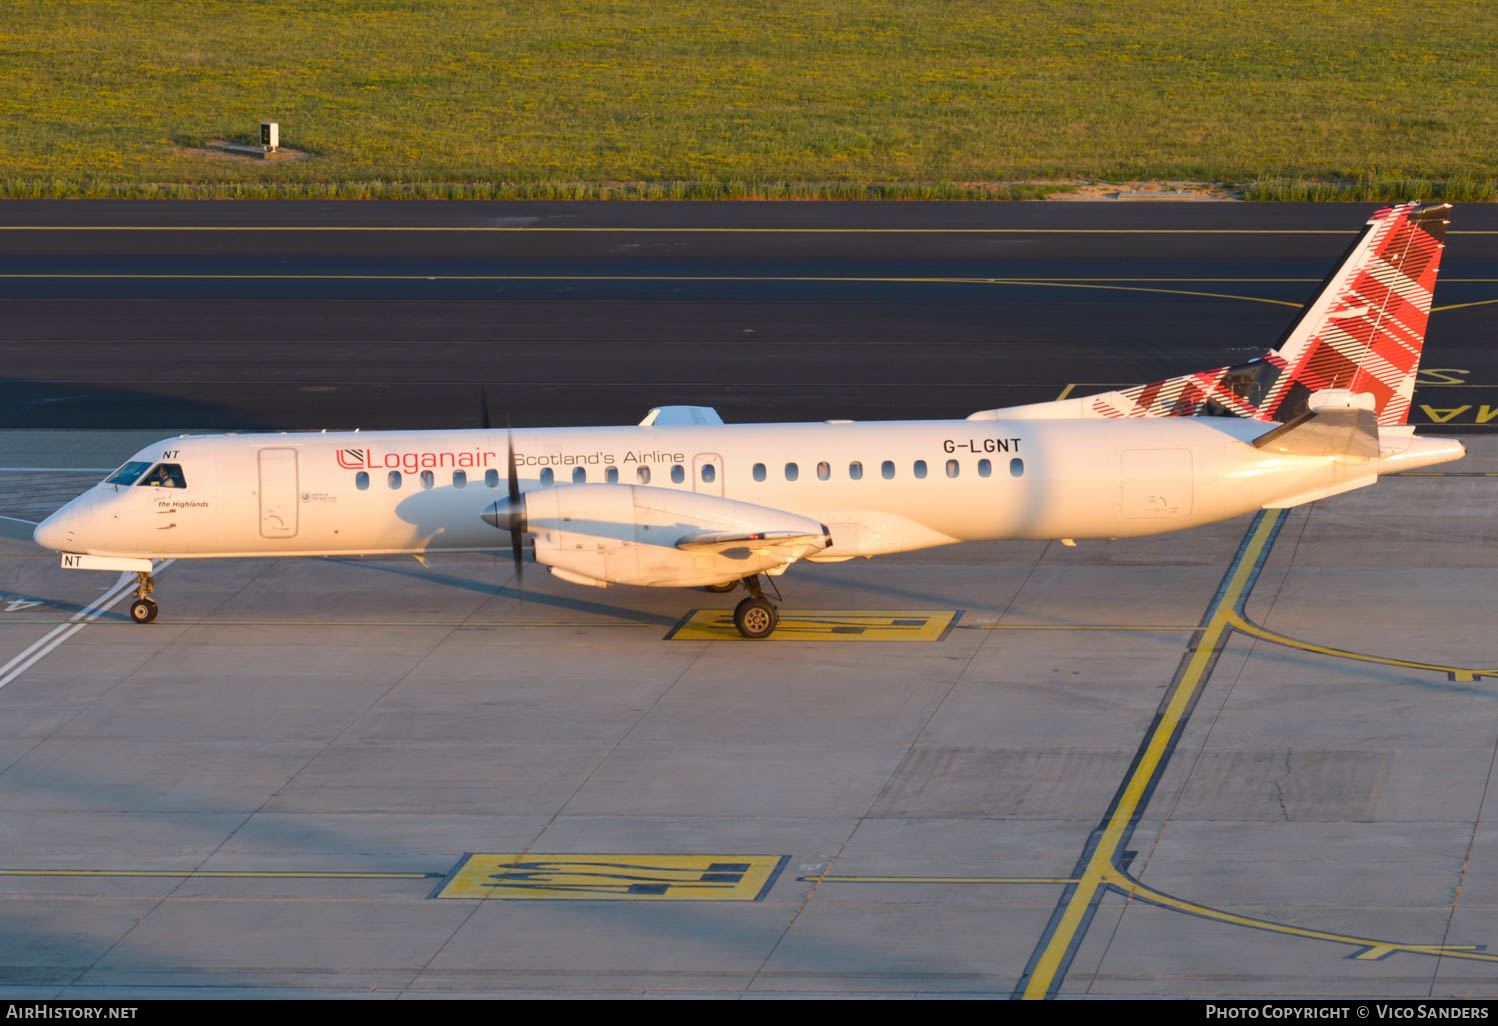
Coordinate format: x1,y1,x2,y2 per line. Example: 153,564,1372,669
1083,201,1450,426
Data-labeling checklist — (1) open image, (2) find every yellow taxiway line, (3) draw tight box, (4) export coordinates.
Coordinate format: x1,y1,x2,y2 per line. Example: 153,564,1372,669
803,875,1080,885
1020,509,1285,998
1224,608,1498,683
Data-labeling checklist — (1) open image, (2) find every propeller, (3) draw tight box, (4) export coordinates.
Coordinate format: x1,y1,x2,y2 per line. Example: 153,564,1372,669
506,422,523,583
479,418,526,584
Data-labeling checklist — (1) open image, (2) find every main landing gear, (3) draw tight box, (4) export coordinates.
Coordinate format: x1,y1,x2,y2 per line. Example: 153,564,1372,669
129,570,158,624
731,574,779,639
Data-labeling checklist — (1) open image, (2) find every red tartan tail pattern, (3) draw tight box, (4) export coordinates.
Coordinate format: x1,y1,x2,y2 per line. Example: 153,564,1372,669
1086,202,1449,426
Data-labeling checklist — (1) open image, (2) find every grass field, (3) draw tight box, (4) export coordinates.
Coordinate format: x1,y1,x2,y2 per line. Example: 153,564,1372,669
3,0,1496,199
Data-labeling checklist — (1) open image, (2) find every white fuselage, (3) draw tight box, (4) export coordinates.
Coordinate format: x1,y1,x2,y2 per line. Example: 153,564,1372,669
32,416,1464,572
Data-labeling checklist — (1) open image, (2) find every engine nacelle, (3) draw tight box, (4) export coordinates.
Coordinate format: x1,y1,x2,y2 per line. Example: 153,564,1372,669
514,484,829,588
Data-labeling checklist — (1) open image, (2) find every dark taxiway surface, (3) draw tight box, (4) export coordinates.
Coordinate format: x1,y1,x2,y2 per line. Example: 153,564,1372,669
2,201,1495,431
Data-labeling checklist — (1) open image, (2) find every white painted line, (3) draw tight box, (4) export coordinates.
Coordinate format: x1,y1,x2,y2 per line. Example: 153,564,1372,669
0,561,173,691
0,467,111,473
0,515,38,526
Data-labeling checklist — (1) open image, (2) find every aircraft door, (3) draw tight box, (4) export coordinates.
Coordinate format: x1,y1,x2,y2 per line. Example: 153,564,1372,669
692,453,724,496
258,448,299,538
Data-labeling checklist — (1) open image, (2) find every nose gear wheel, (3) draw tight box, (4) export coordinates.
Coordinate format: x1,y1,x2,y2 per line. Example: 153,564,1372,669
129,570,158,624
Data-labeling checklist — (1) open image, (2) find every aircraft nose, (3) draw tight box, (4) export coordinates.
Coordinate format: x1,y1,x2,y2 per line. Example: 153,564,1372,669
33,505,81,552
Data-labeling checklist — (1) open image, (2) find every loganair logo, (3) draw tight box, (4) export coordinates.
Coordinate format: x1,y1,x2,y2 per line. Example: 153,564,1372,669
336,447,498,473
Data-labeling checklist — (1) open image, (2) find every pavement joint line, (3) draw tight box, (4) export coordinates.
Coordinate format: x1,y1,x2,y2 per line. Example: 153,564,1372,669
0,869,444,879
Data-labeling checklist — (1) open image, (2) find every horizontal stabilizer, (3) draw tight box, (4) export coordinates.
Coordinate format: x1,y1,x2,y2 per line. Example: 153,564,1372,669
1252,406,1378,458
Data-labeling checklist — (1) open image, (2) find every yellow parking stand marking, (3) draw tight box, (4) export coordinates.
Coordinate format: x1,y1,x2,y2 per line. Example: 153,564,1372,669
667,609,960,641
434,854,787,901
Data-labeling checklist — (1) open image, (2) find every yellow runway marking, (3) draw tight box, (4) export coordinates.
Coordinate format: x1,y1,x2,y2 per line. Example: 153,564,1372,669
668,609,960,641
0,226,1371,234
1433,298,1498,312
0,273,1309,309
21,272,1493,315
7,225,1493,235
436,854,786,901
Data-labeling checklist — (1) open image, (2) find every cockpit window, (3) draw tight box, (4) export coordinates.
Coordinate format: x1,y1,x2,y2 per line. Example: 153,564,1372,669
138,463,187,489
104,461,152,486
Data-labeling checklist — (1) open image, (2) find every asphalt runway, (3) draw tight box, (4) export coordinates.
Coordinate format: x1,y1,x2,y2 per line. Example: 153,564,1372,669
2,200,1496,431
2,202,1498,998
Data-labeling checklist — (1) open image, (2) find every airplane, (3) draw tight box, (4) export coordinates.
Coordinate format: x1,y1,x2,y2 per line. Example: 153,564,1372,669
32,201,1464,638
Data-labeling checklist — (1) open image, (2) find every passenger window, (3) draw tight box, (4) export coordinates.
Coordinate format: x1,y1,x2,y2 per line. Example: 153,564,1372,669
785,462,799,482
540,468,554,485
1010,457,1025,478
913,460,927,479
485,469,499,488
978,459,992,478
139,463,186,488
356,471,369,491
573,467,586,484
453,470,466,489
637,466,651,484
849,461,863,480
606,467,619,484
817,462,830,481
388,471,402,489
671,464,685,484
701,463,715,483
420,469,435,490
105,461,152,486
881,460,895,479
946,459,959,478
753,463,766,482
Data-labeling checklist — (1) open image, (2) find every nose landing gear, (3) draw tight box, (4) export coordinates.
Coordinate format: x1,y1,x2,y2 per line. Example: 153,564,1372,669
731,574,780,639
128,570,158,624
